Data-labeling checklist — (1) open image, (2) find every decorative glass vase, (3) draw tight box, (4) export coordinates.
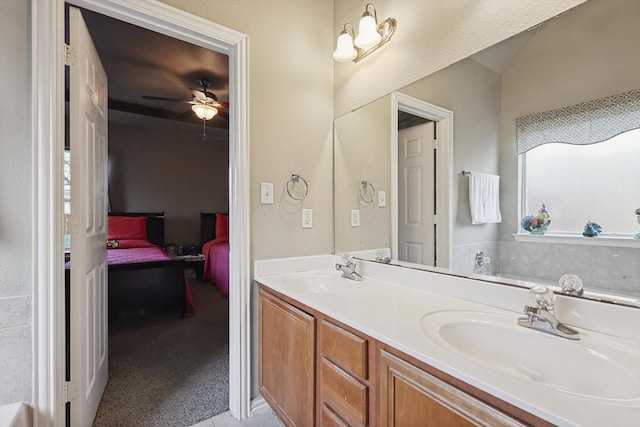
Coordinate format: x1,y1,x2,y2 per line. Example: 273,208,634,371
521,203,551,235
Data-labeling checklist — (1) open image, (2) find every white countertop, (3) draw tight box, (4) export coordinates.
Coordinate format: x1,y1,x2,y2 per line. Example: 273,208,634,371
255,255,640,427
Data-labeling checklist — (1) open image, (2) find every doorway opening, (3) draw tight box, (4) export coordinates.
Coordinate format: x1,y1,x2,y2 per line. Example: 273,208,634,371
391,93,453,269
65,6,232,425
32,1,250,426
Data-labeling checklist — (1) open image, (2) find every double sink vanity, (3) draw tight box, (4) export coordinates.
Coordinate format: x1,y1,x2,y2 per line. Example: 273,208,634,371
256,255,640,427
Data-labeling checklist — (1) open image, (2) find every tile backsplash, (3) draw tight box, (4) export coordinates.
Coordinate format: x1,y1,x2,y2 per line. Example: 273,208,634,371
453,241,640,298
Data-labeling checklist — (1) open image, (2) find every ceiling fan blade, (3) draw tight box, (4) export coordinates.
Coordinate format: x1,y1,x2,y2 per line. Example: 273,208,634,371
191,89,208,102
176,110,193,120
217,109,229,121
142,95,189,103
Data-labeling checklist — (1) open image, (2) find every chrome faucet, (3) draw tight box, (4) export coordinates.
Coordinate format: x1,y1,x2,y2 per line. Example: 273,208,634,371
375,250,391,264
474,251,491,275
517,285,580,340
335,254,363,281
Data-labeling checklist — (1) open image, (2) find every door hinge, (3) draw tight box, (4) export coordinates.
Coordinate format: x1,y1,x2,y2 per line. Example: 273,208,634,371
65,44,77,67
65,214,79,235
433,139,439,150
64,381,79,403
433,214,438,224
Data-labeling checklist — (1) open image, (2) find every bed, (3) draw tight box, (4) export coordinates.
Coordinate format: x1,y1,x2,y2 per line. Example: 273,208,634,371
107,212,195,317
200,212,230,296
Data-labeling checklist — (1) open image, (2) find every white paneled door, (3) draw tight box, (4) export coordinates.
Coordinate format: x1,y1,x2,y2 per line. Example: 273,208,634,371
68,6,109,426
398,121,436,265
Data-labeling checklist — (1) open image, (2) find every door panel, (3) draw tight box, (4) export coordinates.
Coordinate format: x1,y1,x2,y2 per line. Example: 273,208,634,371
69,6,109,426
398,122,435,265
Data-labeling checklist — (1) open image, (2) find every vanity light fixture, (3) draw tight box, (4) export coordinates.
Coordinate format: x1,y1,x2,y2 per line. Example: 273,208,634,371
333,3,397,63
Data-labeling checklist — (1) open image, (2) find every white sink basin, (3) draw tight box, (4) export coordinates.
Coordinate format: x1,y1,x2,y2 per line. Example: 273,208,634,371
420,310,640,401
284,271,363,294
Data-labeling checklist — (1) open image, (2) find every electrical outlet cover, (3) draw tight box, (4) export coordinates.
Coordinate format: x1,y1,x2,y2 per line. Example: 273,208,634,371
302,209,313,228
260,182,274,204
378,190,387,207
351,209,360,227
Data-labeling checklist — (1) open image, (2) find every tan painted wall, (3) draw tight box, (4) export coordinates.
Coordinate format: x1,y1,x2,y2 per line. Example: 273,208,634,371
334,95,392,253
334,0,588,118
160,0,336,263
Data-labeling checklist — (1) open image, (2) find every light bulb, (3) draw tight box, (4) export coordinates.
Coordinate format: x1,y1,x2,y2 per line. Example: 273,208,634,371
333,31,357,62
354,14,381,50
191,104,217,121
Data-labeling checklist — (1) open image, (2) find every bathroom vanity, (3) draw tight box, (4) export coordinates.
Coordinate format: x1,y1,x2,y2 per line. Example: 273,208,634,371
256,256,640,427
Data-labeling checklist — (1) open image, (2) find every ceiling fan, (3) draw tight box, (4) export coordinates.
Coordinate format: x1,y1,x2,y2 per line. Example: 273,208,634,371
142,78,229,122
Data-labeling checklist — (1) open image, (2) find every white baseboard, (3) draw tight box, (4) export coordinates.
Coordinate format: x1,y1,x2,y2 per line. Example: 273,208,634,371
249,396,270,415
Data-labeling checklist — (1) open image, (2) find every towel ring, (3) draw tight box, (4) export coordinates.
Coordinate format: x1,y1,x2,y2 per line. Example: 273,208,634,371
286,174,309,201
359,180,376,204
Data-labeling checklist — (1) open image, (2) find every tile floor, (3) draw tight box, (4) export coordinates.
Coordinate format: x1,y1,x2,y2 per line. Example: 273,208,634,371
190,408,284,427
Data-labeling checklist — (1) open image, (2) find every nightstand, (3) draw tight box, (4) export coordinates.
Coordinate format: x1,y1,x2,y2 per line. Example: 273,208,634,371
170,254,206,280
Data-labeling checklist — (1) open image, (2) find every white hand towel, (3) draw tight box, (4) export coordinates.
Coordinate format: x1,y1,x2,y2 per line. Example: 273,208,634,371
469,172,502,225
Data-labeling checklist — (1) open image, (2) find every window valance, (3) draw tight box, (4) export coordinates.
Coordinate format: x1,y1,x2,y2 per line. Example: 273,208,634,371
515,88,640,154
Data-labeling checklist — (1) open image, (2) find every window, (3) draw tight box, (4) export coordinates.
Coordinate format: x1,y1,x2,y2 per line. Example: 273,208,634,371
516,89,640,241
521,128,640,236
64,150,71,251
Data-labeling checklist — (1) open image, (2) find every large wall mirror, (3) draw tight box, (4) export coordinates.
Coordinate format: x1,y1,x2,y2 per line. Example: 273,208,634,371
334,0,640,305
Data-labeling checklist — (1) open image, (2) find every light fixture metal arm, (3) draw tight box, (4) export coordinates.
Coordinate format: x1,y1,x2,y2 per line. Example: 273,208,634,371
354,17,396,62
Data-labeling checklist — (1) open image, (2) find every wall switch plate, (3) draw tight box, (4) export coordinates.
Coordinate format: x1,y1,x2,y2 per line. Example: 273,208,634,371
260,182,274,204
351,209,360,227
302,209,313,228
378,190,387,207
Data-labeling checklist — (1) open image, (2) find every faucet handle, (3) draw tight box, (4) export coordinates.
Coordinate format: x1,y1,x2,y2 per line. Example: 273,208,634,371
341,253,354,266
529,285,555,310
559,274,584,296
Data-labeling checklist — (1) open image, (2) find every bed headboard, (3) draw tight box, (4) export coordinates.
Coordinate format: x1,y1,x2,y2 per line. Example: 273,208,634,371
200,212,217,246
109,212,165,247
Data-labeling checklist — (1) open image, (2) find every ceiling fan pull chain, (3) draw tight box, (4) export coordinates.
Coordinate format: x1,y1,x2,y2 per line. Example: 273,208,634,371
202,119,206,140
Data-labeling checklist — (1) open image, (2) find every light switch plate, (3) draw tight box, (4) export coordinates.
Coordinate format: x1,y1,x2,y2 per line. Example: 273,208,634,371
302,209,313,228
351,209,360,227
260,182,274,204
378,190,387,207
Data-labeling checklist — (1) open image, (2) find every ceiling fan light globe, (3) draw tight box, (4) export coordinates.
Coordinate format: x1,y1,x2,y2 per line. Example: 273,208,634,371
192,104,217,120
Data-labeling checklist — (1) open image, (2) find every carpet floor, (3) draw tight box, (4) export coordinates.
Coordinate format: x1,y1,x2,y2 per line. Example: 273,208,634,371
93,274,229,427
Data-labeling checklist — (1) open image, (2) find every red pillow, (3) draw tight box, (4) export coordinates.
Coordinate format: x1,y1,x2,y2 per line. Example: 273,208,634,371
108,216,148,240
216,213,229,237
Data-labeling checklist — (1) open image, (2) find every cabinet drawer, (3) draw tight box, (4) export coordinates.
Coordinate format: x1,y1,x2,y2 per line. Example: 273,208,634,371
321,404,349,427
380,350,527,427
321,359,368,427
321,320,368,379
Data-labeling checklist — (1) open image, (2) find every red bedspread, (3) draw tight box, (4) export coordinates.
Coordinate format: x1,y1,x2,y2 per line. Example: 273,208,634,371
202,236,230,296
107,246,170,265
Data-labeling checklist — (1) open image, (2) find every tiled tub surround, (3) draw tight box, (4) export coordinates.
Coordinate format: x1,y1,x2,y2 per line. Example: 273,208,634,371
452,241,640,298
255,255,640,427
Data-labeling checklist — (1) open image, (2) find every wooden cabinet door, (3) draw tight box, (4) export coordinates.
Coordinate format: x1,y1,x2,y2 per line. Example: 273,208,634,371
380,350,525,427
259,290,315,427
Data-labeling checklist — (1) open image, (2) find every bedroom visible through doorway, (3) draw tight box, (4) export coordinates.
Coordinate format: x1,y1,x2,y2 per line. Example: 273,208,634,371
65,4,232,425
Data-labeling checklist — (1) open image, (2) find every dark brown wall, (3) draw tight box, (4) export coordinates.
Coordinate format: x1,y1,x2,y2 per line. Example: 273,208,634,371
108,113,229,246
